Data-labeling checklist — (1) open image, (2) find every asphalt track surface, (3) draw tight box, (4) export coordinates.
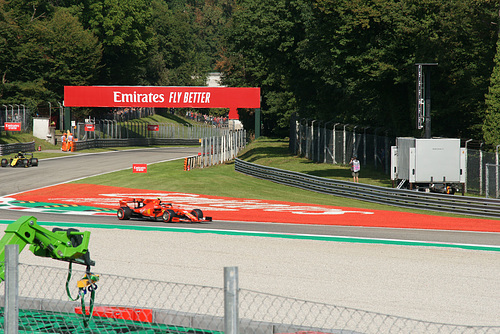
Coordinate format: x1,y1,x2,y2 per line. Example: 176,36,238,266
0,147,498,247
1,147,499,326
0,147,200,196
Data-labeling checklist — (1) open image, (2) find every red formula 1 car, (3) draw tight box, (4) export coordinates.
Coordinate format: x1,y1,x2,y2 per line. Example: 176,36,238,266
117,198,212,223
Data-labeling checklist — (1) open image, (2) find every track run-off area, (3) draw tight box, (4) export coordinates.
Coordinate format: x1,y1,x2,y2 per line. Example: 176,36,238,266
0,147,499,326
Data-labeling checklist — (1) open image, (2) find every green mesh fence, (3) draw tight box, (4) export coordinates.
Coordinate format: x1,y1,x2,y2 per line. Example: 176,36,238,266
0,308,222,334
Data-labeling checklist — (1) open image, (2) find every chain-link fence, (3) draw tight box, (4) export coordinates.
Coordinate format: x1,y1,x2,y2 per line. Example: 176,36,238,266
1,259,499,334
107,107,156,122
289,116,393,174
74,121,222,141
1,104,33,133
467,149,499,197
485,163,500,199
290,116,500,197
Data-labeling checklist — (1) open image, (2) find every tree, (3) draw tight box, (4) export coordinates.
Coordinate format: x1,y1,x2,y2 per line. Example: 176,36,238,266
33,8,102,95
0,2,101,104
220,0,305,136
484,38,500,147
221,0,498,139
148,0,208,86
71,0,155,85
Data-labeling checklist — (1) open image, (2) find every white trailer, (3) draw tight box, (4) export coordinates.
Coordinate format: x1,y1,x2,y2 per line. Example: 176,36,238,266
391,137,466,194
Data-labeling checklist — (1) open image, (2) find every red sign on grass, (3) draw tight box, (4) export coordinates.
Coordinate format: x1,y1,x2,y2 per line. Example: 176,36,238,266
147,124,159,131
85,124,95,131
4,122,21,131
133,164,147,173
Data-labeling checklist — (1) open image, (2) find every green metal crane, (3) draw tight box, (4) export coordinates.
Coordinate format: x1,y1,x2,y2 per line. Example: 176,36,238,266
0,215,98,326
0,215,94,280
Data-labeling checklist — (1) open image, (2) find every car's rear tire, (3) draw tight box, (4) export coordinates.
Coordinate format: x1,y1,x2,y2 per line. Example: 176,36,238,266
1,159,7,167
30,158,38,167
117,207,131,220
191,209,203,219
162,209,175,223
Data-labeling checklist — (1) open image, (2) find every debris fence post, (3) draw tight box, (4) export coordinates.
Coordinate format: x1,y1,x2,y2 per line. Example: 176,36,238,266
224,266,239,334
5,244,19,334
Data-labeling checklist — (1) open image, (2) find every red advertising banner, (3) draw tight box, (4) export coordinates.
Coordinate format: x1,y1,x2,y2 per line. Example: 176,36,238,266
64,86,260,119
4,123,21,131
85,124,95,132
147,124,159,131
133,164,147,173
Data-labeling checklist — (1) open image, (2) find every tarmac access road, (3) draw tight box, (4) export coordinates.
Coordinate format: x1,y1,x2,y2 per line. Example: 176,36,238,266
0,147,200,197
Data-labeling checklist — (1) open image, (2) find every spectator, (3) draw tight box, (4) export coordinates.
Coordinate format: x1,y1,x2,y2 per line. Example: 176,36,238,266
350,155,360,183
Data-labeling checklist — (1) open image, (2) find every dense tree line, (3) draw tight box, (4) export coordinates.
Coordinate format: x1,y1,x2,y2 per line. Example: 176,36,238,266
221,0,500,142
1,0,500,145
0,0,229,116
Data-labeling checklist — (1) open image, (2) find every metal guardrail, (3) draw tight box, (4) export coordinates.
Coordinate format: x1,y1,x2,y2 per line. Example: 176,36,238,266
0,141,36,156
235,158,500,219
75,138,199,150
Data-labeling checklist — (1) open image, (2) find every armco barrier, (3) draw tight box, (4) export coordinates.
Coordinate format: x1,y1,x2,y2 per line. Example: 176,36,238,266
234,158,500,219
75,138,199,150
0,141,36,156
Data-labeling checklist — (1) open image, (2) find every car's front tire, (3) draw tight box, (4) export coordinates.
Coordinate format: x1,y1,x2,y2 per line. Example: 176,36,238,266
191,209,203,219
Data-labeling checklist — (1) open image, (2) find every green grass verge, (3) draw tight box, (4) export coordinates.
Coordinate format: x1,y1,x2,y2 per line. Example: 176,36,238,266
73,158,398,210
0,131,59,150
1,131,487,218
72,137,481,218
237,137,392,187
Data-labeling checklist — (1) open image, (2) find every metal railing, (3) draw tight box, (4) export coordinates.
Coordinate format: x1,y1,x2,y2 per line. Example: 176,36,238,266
184,130,246,169
1,259,498,334
234,158,500,219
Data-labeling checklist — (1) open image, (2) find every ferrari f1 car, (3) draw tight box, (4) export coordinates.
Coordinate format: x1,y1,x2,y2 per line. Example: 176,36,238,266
117,198,212,223
1,152,39,168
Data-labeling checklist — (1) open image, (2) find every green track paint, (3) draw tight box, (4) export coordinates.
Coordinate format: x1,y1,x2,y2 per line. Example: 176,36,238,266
0,220,497,253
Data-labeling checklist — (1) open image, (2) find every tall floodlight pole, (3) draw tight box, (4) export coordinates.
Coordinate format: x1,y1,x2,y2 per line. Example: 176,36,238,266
415,63,438,138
